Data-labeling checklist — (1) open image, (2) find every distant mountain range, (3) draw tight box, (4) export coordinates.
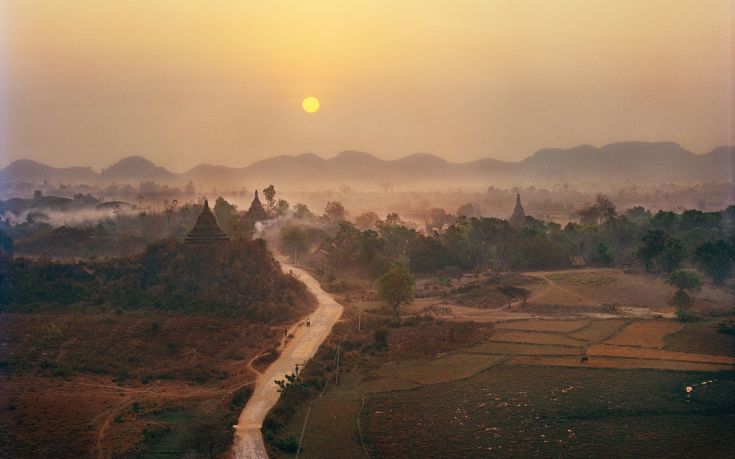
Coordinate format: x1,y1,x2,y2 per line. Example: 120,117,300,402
1,142,733,188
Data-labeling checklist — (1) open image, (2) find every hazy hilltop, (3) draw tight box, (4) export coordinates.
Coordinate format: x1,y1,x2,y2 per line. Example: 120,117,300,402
100,156,176,182
0,159,97,184
1,142,732,188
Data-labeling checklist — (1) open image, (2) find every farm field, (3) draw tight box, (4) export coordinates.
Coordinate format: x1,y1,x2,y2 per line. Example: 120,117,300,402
604,320,683,348
362,367,735,458
273,310,735,458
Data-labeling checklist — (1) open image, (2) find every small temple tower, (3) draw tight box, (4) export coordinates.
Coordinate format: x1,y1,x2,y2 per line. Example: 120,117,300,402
508,193,526,227
184,200,230,244
242,190,269,223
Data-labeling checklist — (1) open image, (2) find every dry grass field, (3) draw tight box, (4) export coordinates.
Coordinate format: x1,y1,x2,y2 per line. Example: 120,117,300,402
0,312,271,457
665,322,735,356
490,331,586,347
568,319,628,342
376,353,507,385
588,344,735,365
604,320,684,348
495,319,590,332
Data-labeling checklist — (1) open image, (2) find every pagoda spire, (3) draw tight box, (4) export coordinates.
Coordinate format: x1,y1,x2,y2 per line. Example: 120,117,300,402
184,198,230,244
509,192,527,227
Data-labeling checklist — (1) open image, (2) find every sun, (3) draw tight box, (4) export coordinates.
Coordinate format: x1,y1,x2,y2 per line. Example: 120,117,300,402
302,96,320,114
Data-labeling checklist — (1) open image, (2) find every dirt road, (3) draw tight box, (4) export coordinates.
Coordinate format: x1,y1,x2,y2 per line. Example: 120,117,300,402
232,262,343,458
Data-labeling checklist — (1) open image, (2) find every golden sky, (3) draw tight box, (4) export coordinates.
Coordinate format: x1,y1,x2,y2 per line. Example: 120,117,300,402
2,0,733,170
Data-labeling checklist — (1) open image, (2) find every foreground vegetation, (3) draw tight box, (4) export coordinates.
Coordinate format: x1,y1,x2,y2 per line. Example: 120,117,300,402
0,238,317,457
1,238,315,323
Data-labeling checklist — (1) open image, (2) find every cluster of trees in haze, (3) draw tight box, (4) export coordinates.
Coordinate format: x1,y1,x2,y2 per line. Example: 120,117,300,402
276,194,735,288
0,239,315,324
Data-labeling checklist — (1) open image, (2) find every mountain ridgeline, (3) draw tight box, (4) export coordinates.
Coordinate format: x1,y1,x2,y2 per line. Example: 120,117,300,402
1,142,732,188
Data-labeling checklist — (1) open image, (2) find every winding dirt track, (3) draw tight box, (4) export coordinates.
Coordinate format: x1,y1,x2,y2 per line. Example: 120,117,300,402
232,262,343,458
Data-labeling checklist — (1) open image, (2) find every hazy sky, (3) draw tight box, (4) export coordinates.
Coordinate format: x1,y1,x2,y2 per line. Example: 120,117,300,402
1,0,733,171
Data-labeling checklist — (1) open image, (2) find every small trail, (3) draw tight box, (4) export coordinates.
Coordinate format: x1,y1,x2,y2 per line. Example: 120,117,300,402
231,261,343,459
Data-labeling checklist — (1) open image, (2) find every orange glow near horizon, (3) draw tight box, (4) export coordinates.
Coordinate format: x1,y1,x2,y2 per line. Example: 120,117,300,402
2,0,733,170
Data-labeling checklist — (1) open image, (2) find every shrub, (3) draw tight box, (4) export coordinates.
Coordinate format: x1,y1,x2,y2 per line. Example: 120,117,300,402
274,436,299,453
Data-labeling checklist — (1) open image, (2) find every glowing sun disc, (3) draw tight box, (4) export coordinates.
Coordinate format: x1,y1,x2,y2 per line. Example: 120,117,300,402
302,96,320,113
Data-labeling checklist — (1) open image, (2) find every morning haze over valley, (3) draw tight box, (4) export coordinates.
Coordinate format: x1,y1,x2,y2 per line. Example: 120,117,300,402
1,1,733,458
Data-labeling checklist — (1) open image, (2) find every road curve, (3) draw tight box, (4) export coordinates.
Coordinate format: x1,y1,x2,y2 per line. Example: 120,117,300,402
232,261,344,458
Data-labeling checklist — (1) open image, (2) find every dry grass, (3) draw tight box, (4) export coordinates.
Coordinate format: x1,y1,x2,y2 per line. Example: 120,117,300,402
496,319,590,333
467,342,582,356
359,376,423,393
547,272,619,286
664,322,735,356
604,321,683,348
377,353,507,385
568,319,628,342
508,355,735,372
490,331,585,347
0,312,266,458
530,269,676,310
588,344,735,365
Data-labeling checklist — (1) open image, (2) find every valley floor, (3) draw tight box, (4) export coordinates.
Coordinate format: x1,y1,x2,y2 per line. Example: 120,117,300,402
269,268,735,458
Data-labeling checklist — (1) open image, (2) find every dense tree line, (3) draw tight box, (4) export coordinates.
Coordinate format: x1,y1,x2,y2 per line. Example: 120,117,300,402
0,239,315,323
309,203,735,284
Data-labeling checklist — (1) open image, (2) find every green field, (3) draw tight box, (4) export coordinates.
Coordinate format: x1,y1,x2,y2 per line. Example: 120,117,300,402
271,315,735,458
362,367,735,458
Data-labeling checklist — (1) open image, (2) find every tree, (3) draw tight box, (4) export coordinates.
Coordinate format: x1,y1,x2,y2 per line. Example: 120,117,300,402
274,199,290,216
456,203,480,218
293,203,314,220
694,239,735,285
579,194,616,225
263,185,276,213
0,230,12,256
280,225,309,261
593,241,614,266
355,211,381,230
666,270,702,310
635,230,667,272
428,208,454,231
660,237,685,273
378,263,414,316
213,196,237,230
624,206,651,224
323,201,346,222
498,285,529,308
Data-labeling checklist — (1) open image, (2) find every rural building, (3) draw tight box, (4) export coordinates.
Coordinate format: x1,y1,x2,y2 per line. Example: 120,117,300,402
184,199,230,244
